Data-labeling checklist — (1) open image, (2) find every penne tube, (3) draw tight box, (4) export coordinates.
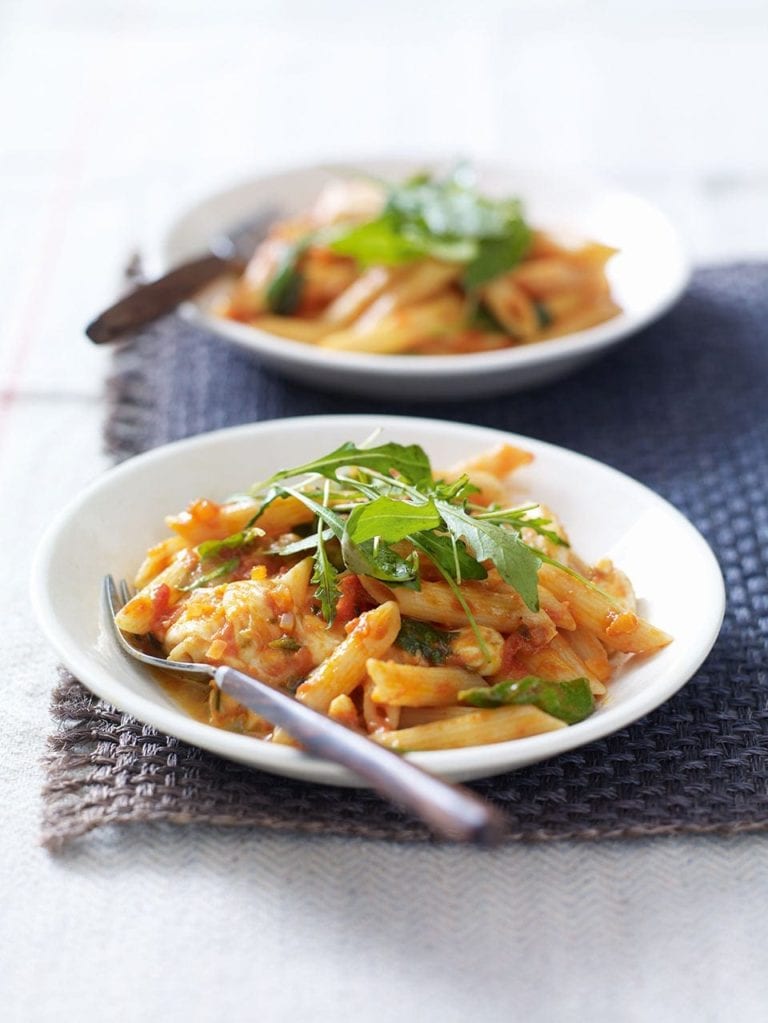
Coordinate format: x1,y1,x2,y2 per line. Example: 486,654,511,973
538,563,672,654
569,241,618,270
507,258,588,299
566,627,612,685
134,535,186,589
352,261,461,330
166,497,261,546
367,660,485,707
517,632,607,696
398,706,477,728
360,576,557,644
376,705,566,751
362,680,401,733
538,297,621,341
250,315,333,344
482,277,539,339
116,549,198,634
294,601,401,713
318,293,464,354
322,266,399,326
538,586,576,631
327,694,363,731
445,442,534,482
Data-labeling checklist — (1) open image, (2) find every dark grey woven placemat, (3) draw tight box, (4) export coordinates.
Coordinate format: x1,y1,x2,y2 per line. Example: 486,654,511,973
43,263,768,848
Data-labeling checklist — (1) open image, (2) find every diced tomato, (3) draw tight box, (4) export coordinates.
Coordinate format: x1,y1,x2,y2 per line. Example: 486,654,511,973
497,632,531,680
148,584,172,632
334,574,375,625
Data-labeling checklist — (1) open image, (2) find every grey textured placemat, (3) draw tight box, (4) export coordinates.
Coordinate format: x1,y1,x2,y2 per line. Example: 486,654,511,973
43,264,768,848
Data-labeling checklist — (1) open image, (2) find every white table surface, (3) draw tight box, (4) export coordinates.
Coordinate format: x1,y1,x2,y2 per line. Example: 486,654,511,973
2,2,767,1020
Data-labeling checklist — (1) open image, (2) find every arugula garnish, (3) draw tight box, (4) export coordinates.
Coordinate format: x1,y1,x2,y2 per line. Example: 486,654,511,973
459,675,594,725
395,618,455,665
257,441,433,490
179,558,239,592
346,495,441,544
328,169,530,289
311,521,340,626
435,501,541,611
197,527,264,560
248,438,544,627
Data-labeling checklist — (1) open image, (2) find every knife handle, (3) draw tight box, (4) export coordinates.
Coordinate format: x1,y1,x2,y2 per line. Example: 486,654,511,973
86,253,230,343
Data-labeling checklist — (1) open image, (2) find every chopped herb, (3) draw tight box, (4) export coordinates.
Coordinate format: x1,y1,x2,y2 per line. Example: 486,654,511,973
312,525,340,625
534,301,552,329
268,636,302,652
197,527,264,560
265,241,308,314
468,300,508,335
459,675,594,724
179,558,239,591
267,528,335,556
395,618,455,664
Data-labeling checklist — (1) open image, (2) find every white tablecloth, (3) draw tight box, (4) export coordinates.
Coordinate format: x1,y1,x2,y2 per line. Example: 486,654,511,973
3,2,768,1020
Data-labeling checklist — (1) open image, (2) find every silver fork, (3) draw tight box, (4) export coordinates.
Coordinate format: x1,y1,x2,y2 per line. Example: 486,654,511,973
103,575,507,846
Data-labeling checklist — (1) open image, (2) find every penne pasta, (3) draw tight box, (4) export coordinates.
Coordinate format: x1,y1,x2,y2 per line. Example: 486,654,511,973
367,660,485,707
359,576,557,643
319,293,464,355
218,172,621,354
538,563,672,654
119,436,671,755
375,705,566,751
294,601,401,713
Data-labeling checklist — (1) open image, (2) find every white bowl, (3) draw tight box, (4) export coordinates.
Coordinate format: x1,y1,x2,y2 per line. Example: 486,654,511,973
162,159,690,400
32,415,724,787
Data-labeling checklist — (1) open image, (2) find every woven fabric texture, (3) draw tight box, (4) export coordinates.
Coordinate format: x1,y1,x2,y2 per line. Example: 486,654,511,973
43,263,768,848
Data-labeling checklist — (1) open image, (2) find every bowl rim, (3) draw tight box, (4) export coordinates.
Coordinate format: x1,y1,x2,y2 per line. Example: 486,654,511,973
31,414,724,786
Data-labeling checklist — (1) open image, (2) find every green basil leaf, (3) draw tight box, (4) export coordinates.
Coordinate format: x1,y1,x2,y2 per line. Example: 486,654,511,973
265,243,306,314
458,675,594,725
341,531,419,585
328,215,423,265
463,224,530,290
534,301,552,329
395,617,455,664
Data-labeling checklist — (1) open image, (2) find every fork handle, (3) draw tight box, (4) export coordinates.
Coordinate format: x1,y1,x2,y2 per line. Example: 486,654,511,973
215,667,507,846
85,253,232,343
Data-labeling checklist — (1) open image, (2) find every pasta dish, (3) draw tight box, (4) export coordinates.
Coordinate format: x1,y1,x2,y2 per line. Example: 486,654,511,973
115,438,670,752
220,168,621,355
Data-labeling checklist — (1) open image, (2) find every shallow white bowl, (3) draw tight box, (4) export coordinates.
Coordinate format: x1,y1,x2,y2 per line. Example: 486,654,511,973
32,415,723,786
162,159,690,400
